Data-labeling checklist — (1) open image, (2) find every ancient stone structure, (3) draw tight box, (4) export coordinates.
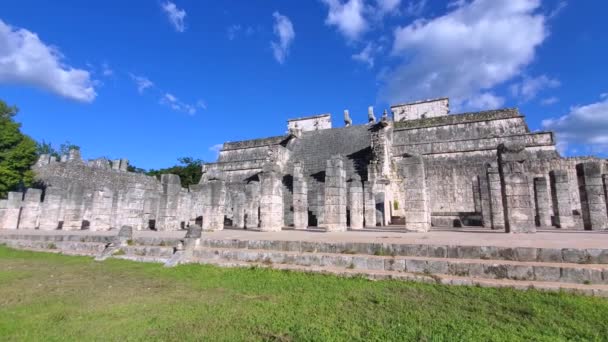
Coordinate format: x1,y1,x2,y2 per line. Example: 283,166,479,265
2,97,608,233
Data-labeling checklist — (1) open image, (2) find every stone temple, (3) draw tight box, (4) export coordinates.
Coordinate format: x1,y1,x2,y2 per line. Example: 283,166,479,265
2,97,608,233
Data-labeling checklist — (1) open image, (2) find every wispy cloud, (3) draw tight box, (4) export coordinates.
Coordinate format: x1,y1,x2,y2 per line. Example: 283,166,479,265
161,1,186,32
510,75,560,102
542,94,608,153
271,12,295,64
0,19,96,102
321,0,367,41
129,73,154,94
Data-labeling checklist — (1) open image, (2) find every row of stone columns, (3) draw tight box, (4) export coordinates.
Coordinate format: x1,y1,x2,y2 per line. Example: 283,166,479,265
478,146,608,232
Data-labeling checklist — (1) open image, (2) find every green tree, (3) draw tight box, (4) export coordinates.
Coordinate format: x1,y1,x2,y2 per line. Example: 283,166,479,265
0,100,38,198
146,157,204,188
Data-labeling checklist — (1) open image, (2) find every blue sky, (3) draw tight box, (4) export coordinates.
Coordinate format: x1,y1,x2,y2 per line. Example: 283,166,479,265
1,0,606,169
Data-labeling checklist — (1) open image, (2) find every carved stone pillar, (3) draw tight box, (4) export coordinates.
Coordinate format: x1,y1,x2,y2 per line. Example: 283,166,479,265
486,163,505,230
363,181,376,228
201,179,226,231
533,177,551,227
292,162,308,230
323,155,347,232
400,155,430,232
259,169,284,232
497,144,535,233
549,170,575,229
18,189,42,229
245,181,260,229
577,162,608,230
348,175,364,229
39,188,65,230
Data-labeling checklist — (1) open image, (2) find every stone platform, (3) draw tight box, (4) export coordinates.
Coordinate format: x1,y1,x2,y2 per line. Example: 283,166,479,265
3,227,608,297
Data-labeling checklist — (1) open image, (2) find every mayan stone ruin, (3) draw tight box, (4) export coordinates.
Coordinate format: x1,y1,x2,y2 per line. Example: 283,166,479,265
2,97,608,233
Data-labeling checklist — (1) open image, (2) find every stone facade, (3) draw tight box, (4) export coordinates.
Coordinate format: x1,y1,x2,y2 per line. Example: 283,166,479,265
2,97,608,234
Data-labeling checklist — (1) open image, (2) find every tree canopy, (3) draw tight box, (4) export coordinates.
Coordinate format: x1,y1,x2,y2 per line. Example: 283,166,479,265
146,157,204,188
0,100,38,198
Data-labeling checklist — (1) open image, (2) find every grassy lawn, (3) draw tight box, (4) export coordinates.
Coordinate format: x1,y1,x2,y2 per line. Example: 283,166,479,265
1,245,608,341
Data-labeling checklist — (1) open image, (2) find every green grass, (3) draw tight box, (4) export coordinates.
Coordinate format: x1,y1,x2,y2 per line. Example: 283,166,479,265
1,245,607,341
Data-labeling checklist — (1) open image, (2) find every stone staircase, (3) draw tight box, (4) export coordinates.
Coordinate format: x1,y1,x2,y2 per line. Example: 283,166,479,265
185,238,608,296
3,230,608,296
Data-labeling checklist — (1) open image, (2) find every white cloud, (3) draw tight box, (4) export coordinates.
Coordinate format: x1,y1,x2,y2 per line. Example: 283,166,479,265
271,12,295,64
160,92,197,115
510,75,560,101
129,73,154,94
0,20,96,102
101,62,113,77
542,95,608,151
196,99,207,110
540,96,559,106
321,0,368,41
162,1,186,32
466,92,505,110
404,0,428,16
352,42,378,68
377,0,401,14
209,144,223,157
227,25,241,40
382,0,547,111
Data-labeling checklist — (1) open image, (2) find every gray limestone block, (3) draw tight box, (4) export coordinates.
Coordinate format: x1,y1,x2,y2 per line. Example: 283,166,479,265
585,249,608,264
428,245,448,258
506,265,534,281
513,247,538,262
537,248,563,263
562,248,588,263
533,266,561,282
367,258,386,271
457,246,481,259
405,259,428,273
560,267,603,284
384,258,405,272
483,264,508,279
426,260,449,274
479,246,498,260
322,255,352,268
352,256,369,270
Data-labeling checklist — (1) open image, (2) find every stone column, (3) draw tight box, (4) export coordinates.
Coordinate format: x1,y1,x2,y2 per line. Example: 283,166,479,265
533,177,552,227
39,188,65,230
549,170,575,229
577,162,608,230
498,144,535,233
245,181,260,229
479,174,492,228
363,181,376,227
63,183,85,230
157,174,182,230
323,155,347,232
18,189,42,229
400,156,430,232
232,191,246,229
259,169,284,231
292,162,308,230
604,174,608,219
1,192,22,229
90,187,114,231
472,176,482,214
486,163,505,230
348,175,364,229
201,179,226,231
119,184,148,230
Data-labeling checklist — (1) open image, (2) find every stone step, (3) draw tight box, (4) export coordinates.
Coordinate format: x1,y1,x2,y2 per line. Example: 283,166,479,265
199,237,608,264
192,247,608,285
0,238,107,255
189,257,608,297
121,245,175,258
